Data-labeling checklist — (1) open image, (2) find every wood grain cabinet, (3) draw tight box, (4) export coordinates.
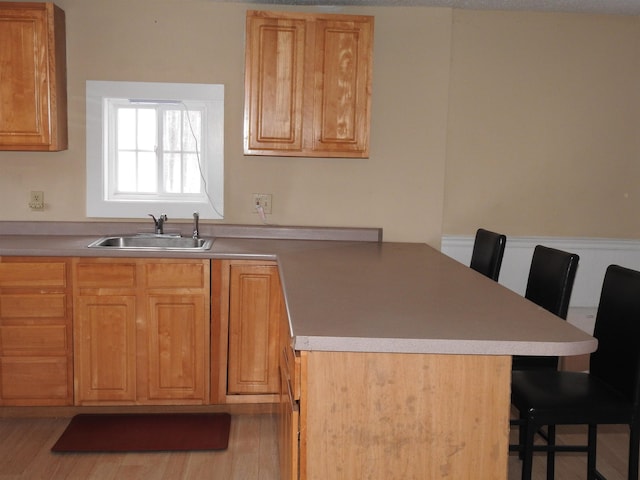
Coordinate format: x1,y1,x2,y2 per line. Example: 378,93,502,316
276,308,510,479
73,258,210,406
278,314,300,480
212,260,282,404
0,257,73,406
244,10,374,158
0,2,68,151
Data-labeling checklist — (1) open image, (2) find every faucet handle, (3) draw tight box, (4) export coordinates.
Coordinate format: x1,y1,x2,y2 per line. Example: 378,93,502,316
148,213,168,234
192,212,200,239
148,213,168,223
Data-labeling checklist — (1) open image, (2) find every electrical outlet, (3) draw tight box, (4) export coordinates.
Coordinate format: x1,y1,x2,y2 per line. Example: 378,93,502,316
29,191,44,210
252,193,272,214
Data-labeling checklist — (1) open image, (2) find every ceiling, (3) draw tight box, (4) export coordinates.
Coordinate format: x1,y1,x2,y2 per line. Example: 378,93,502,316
235,0,640,15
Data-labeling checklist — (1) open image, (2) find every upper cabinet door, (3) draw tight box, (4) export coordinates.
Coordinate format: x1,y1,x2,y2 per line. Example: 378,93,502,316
311,17,373,157
244,13,307,154
244,10,373,158
0,2,68,151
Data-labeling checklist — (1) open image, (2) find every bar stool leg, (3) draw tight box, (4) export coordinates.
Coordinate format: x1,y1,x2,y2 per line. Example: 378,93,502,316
546,425,556,480
628,422,640,480
521,419,536,480
587,424,598,480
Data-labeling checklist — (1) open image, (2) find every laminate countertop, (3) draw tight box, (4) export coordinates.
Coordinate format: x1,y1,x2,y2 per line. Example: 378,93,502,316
0,225,597,357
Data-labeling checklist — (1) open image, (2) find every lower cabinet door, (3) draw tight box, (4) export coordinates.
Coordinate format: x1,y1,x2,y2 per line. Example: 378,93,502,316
145,294,208,403
74,295,137,404
279,365,300,480
227,263,281,394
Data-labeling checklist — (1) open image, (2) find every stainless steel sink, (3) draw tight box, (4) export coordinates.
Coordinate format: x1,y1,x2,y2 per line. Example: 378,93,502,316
88,235,214,251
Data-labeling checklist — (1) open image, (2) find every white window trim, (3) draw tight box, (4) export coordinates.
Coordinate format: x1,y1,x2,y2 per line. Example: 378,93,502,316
86,80,224,220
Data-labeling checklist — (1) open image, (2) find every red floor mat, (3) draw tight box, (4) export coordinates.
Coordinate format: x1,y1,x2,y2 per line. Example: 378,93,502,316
51,413,231,453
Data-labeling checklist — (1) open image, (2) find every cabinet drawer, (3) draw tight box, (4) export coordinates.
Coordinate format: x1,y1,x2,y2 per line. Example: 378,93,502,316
75,263,136,288
282,344,300,401
1,325,68,355
0,294,67,318
0,262,66,288
145,262,207,289
0,357,69,403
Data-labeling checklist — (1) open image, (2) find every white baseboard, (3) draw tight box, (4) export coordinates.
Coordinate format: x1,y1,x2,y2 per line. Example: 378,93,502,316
441,235,640,309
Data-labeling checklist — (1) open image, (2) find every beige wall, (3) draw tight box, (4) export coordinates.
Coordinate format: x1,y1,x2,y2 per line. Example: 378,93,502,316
445,10,640,238
0,1,638,244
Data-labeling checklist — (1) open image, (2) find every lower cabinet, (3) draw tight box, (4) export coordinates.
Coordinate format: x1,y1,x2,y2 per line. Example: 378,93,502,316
0,257,73,406
73,258,210,405
212,260,282,404
279,318,300,480
283,349,511,480
1,255,284,408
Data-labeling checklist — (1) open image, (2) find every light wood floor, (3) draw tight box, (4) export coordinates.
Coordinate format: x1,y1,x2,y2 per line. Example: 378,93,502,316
507,423,633,480
0,414,279,480
0,414,633,479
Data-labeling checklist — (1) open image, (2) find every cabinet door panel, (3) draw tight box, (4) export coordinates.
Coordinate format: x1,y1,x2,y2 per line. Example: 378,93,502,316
0,7,50,145
312,18,372,155
227,264,280,394
74,296,137,403
244,14,306,153
146,295,207,402
0,3,67,151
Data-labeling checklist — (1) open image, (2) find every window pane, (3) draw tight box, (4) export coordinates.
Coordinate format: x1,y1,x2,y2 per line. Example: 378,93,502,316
164,110,182,151
163,153,181,193
184,154,201,193
138,152,157,192
116,151,137,192
183,111,201,152
137,109,157,151
117,108,136,150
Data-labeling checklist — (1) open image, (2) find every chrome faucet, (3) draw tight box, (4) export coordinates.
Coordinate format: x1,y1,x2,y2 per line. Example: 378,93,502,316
192,212,200,239
149,214,168,234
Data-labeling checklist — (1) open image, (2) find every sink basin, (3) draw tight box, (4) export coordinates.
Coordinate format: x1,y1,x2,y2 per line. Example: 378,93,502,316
88,235,214,251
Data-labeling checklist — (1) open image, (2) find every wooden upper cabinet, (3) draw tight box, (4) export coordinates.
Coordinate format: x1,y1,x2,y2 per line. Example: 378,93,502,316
0,2,68,151
244,10,373,158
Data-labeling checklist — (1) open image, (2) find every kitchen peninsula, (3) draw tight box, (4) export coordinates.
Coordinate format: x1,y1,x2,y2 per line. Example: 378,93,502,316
0,222,597,480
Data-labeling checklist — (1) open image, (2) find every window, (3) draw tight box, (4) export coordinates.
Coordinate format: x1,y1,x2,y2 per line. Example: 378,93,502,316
86,81,224,219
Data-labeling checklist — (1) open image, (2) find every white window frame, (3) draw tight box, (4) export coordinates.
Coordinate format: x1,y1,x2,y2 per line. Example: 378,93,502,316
86,81,224,220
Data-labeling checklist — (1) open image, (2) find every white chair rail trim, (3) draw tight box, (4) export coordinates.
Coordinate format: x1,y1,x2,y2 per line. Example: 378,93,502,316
441,235,640,309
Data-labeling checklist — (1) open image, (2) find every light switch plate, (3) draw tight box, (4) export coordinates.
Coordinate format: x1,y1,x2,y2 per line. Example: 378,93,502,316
29,191,44,210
